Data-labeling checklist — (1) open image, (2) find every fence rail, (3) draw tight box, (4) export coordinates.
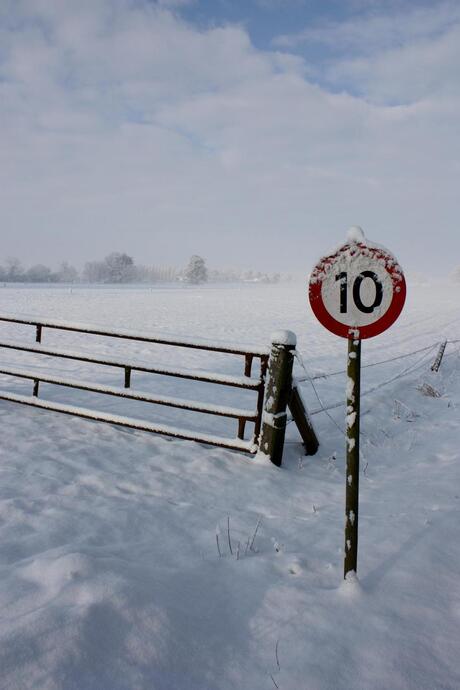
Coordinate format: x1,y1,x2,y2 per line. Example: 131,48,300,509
0,314,269,356
0,339,262,389
0,366,258,420
0,390,254,452
0,315,269,453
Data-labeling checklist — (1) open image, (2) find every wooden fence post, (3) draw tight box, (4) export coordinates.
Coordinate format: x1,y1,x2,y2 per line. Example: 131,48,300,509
431,340,447,372
259,331,296,467
238,354,254,439
33,379,40,397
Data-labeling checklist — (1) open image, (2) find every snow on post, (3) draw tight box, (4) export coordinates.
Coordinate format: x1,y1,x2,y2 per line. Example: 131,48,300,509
259,330,296,467
346,225,366,244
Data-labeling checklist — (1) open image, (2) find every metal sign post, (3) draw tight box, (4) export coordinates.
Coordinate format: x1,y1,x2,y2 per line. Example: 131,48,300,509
344,334,361,577
308,227,406,579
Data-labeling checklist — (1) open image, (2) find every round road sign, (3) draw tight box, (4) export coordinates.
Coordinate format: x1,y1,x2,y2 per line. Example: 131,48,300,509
309,227,406,339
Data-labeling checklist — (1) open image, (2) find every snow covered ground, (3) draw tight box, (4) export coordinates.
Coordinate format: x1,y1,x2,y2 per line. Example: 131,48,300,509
0,280,459,690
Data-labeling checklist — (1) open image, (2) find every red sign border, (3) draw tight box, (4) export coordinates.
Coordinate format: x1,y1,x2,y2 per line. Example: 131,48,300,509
309,242,406,340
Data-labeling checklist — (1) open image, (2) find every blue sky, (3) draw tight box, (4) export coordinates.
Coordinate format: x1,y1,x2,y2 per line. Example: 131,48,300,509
180,0,339,49
180,0,432,51
0,0,459,274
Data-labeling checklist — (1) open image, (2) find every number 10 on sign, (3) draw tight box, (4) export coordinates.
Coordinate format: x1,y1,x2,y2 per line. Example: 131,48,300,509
308,227,406,579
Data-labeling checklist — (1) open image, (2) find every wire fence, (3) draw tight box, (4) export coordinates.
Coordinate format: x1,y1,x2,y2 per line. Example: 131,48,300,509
296,343,440,383
295,339,459,422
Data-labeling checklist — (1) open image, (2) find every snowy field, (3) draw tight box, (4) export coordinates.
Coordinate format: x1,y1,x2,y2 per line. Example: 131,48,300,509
0,280,460,690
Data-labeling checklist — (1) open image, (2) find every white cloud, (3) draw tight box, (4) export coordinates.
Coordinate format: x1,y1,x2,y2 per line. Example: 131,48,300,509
0,0,458,273
274,2,460,105
328,22,460,104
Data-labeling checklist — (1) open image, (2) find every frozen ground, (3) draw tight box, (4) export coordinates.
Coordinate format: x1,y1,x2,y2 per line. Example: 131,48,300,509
0,281,459,690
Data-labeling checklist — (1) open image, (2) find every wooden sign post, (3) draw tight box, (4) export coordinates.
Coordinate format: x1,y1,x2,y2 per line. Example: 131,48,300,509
308,227,406,579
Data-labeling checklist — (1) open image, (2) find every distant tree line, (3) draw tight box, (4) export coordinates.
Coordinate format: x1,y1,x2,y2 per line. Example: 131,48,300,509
0,253,286,285
0,257,79,283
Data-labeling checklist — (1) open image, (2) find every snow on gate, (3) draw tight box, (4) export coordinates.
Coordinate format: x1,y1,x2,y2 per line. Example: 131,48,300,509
0,314,271,453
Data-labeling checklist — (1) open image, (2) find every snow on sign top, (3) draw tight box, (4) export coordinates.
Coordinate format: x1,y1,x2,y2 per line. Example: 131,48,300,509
309,227,406,339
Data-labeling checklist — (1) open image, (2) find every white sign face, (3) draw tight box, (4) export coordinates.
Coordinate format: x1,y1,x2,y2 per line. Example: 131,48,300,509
320,254,394,328
309,232,406,340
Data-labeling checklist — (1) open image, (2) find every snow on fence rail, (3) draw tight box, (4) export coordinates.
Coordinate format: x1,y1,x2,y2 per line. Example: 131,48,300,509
0,316,319,465
0,315,269,454
0,315,270,357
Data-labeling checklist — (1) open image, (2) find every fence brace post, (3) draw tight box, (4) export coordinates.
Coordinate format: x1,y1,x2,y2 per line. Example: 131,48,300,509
259,330,296,467
289,381,319,455
431,340,447,372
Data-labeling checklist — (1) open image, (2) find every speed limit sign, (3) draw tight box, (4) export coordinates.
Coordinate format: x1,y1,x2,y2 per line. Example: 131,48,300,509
308,227,406,581
309,226,406,339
